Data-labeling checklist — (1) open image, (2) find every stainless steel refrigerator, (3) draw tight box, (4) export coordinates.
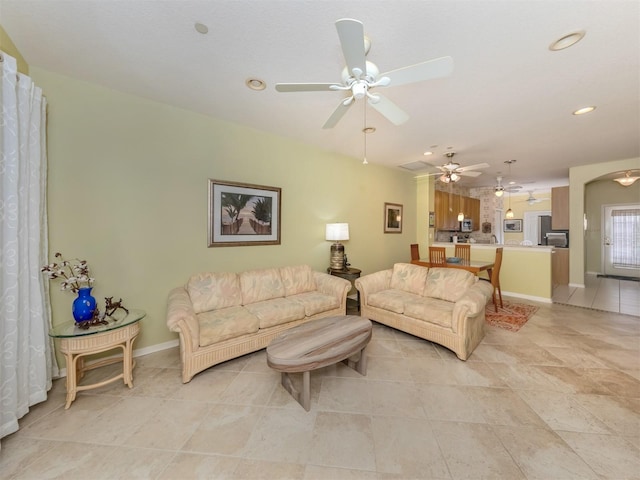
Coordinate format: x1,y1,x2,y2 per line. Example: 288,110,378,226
538,215,552,245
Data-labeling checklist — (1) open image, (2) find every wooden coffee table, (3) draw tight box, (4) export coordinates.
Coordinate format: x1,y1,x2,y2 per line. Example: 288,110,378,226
266,315,372,411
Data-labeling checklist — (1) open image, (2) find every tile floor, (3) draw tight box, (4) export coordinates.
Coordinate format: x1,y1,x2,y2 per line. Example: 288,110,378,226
1,299,639,479
553,273,640,317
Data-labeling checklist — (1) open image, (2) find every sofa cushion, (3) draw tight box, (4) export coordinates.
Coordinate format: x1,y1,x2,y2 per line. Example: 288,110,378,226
280,265,317,296
187,272,242,314
404,297,455,329
390,263,429,296
198,306,259,347
288,291,340,316
240,268,285,305
424,268,476,303
244,298,306,329
368,289,421,314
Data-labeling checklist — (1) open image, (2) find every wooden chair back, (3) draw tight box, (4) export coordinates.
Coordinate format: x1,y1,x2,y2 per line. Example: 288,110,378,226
428,246,447,267
410,244,420,262
489,247,504,311
454,244,471,262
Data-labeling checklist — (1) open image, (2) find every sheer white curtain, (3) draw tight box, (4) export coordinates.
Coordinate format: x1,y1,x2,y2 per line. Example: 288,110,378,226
0,51,57,445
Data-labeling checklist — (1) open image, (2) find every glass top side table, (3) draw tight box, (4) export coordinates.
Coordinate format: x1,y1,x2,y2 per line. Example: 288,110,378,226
49,309,145,409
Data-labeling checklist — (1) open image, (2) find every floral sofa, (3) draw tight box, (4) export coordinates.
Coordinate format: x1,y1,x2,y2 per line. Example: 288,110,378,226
355,263,493,360
166,264,351,383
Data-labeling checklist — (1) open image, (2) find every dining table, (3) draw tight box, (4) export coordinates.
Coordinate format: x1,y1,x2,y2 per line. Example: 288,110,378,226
411,258,494,278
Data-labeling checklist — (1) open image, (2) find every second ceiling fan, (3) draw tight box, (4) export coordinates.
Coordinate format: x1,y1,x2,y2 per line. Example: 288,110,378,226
275,18,454,128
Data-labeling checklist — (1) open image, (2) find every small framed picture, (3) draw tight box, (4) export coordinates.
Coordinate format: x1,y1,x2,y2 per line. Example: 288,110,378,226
503,219,523,232
429,211,435,228
384,203,403,234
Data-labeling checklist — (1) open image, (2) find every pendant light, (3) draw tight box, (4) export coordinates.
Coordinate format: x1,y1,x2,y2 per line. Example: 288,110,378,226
504,160,516,219
613,171,639,186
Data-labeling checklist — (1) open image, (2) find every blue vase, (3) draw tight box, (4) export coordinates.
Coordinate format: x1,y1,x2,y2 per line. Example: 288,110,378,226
72,287,97,322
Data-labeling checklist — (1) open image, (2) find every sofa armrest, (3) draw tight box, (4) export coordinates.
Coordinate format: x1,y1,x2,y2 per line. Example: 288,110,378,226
166,286,200,352
355,269,392,305
314,271,351,307
451,280,493,332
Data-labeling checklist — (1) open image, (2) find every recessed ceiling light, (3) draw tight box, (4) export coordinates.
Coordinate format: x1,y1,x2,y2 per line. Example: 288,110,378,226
362,127,376,134
194,22,209,34
573,106,596,115
549,30,585,51
423,151,433,156
245,78,266,91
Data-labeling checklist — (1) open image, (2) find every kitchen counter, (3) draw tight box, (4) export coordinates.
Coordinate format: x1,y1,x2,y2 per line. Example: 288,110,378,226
428,243,553,301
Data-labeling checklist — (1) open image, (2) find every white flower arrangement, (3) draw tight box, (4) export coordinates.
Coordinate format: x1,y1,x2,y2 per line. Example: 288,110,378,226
41,252,94,294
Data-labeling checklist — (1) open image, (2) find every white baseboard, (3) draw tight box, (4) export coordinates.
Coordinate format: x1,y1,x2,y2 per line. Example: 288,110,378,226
55,339,179,379
569,283,585,289
501,290,552,304
133,339,179,358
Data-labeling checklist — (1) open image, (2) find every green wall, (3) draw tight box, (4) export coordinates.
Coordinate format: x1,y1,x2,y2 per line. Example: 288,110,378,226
0,25,28,74
584,178,640,274
569,158,640,285
31,67,417,356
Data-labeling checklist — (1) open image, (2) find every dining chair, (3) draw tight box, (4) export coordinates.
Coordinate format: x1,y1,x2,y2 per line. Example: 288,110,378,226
454,244,471,262
482,247,503,312
428,246,447,267
410,243,420,262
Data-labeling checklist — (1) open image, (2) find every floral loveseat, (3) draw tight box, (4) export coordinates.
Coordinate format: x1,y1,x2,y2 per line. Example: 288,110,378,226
355,263,492,360
166,265,351,383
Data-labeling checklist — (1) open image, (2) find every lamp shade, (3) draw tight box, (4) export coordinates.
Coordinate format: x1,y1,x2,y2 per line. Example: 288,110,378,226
326,223,349,242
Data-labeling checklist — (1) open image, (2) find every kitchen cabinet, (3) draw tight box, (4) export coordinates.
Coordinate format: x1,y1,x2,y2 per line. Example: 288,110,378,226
435,190,480,231
465,197,480,230
552,248,569,285
552,186,569,230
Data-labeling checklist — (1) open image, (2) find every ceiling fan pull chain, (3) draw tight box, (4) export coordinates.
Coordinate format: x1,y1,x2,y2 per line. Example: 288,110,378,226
362,102,368,165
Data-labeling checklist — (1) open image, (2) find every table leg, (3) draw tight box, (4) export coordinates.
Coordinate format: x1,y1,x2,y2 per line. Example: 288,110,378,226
64,351,77,410
301,371,311,411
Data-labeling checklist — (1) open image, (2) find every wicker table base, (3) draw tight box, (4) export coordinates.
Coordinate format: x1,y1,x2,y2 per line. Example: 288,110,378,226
51,312,144,409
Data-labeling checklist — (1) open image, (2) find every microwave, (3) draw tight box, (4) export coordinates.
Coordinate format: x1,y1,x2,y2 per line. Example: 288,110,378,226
461,219,473,232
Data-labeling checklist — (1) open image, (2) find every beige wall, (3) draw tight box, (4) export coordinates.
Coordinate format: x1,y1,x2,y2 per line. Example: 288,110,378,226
569,157,640,285
584,178,640,273
502,191,552,244
31,67,417,357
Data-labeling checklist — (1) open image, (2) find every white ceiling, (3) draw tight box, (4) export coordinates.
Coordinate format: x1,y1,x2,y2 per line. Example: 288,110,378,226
2,0,639,191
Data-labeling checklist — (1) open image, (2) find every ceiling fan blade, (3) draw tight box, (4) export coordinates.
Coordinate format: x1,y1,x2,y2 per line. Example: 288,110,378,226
457,162,490,172
275,83,337,92
381,56,454,87
335,18,366,77
322,100,352,129
368,94,409,125
458,171,482,177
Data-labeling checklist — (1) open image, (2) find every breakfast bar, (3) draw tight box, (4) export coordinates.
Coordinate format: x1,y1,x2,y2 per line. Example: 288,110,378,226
427,243,554,302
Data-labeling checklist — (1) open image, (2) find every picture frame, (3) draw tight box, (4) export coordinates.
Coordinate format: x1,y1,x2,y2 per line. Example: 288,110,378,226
208,179,281,247
384,202,403,233
503,218,523,233
428,211,435,228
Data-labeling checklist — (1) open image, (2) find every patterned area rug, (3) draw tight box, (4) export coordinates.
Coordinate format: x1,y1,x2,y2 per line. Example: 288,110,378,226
485,301,539,332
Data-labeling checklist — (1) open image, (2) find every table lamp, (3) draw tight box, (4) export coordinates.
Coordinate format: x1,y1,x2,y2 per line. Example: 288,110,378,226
326,223,349,270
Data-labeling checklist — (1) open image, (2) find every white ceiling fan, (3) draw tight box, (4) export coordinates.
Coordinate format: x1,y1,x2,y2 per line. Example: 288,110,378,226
520,190,549,205
275,18,454,129
428,152,490,183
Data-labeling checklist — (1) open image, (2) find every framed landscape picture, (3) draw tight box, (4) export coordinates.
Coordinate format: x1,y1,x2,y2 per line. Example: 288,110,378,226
208,179,281,247
503,218,523,232
384,203,403,233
